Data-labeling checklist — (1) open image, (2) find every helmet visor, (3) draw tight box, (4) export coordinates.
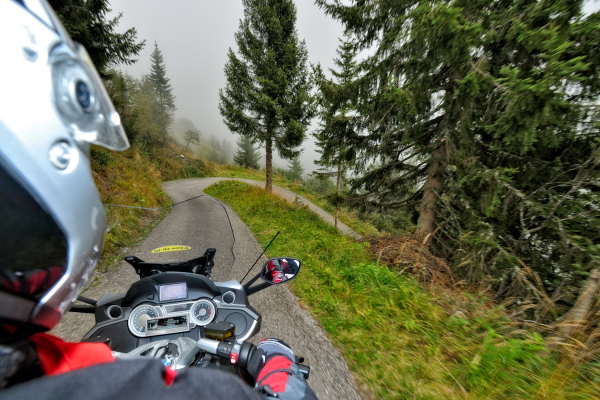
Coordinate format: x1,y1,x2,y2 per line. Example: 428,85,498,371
0,164,68,299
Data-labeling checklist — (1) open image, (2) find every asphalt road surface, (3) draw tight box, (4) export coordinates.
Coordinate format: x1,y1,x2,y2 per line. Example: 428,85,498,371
53,178,365,400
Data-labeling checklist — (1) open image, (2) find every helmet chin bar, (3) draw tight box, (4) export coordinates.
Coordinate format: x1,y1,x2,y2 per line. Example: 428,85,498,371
0,292,35,324
0,287,63,332
33,243,102,330
30,304,61,331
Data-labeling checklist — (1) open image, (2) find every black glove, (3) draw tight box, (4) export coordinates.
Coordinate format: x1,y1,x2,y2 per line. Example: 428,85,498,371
247,338,294,379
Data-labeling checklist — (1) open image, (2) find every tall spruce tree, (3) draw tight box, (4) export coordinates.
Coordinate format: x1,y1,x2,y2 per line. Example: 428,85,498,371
129,76,162,147
317,0,600,316
221,139,234,164
219,0,313,193
49,0,144,77
286,156,304,182
314,38,359,228
234,136,261,170
149,42,176,144
207,136,226,164
316,0,466,241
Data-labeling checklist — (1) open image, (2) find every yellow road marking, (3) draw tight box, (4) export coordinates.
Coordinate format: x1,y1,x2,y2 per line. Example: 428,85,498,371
151,245,191,253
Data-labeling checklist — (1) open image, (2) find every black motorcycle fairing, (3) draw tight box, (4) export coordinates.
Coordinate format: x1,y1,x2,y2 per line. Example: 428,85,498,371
83,317,137,353
122,272,221,309
92,293,126,324
82,306,258,354
81,275,261,354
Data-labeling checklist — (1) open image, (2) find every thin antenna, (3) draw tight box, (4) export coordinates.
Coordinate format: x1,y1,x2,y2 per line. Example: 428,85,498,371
240,230,280,284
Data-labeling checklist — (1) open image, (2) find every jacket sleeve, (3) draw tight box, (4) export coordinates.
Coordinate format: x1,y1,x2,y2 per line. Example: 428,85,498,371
255,355,318,400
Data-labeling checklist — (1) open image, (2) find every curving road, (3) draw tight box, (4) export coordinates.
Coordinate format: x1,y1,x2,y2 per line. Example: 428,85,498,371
53,178,365,400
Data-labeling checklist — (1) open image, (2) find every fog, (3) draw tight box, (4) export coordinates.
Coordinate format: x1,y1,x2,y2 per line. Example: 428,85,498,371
108,0,344,174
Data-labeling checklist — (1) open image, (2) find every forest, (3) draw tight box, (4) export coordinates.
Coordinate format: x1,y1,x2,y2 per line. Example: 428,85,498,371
48,0,600,398
220,0,600,343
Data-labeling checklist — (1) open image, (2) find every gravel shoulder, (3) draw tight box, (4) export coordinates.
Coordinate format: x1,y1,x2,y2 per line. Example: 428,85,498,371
53,177,365,400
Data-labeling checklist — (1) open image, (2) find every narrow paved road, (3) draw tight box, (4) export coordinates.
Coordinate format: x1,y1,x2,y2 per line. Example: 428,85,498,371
53,178,365,400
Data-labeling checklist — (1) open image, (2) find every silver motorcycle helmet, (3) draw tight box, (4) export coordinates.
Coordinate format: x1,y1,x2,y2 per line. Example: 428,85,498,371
0,0,129,336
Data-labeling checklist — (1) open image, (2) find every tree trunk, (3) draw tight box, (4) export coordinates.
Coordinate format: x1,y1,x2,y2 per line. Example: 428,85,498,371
265,137,273,194
558,269,600,339
335,163,341,229
416,141,446,246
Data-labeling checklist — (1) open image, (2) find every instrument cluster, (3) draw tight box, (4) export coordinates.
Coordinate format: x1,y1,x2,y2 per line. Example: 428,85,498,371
128,299,216,338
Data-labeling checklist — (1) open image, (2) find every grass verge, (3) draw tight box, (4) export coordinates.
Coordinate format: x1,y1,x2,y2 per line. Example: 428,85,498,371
209,164,380,237
205,181,599,400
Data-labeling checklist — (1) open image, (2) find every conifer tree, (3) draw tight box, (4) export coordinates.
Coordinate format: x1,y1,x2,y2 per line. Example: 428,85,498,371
286,156,304,182
317,0,600,313
49,0,144,77
206,136,224,164
129,76,162,147
219,0,313,193
314,38,359,228
221,139,234,164
234,136,261,170
149,42,176,144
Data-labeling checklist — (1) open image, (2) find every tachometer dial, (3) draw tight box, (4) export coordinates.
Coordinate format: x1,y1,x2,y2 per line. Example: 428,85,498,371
128,305,159,337
191,299,216,326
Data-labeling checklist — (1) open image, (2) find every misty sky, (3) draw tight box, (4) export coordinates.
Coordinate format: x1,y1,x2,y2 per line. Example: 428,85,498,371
108,0,600,174
108,0,345,174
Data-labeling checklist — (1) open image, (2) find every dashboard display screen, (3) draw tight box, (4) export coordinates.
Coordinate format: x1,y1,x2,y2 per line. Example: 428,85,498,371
159,282,187,301
147,315,188,332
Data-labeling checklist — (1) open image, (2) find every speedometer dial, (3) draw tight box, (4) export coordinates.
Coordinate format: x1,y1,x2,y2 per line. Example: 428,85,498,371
128,305,159,337
191,299,216,326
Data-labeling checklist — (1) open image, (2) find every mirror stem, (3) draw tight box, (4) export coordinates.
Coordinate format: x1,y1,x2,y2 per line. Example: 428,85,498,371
242,273,262,292
77,295,97,306
245,281,271,296
240,230,280,284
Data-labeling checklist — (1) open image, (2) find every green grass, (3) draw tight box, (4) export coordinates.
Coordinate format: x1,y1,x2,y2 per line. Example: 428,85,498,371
298,193,380,238
205,180,600,400
209,164,380,237
210,163,293,186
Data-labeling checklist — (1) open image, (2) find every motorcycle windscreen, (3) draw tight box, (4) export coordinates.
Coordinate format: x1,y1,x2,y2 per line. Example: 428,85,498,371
105,192,236,279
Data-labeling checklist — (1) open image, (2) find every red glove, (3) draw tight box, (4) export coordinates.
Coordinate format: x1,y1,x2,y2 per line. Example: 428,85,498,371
267,260,284,283
247,338,317,399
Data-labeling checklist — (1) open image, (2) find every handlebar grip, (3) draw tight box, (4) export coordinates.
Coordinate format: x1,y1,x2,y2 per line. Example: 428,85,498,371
237,342,255,370
197,338,256,370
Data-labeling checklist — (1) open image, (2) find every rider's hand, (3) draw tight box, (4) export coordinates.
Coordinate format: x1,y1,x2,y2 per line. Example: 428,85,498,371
267,260,284,283
248,339,317,400
247,338,294,378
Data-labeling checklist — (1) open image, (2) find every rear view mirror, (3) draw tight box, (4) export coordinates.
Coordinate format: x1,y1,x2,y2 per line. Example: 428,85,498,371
261,257,301,284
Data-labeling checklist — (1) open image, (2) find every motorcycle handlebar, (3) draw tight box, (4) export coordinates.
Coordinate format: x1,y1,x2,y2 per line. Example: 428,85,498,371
196,338,254,369
196,338,309,380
